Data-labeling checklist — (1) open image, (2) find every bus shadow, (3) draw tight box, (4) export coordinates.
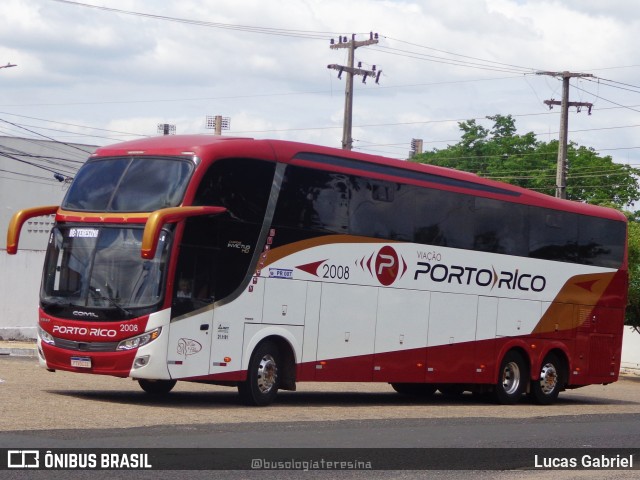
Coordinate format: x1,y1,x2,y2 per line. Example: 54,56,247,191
44,387,638,409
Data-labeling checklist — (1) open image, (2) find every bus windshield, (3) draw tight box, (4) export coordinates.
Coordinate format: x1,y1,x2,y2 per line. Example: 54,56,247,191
62,156,194,212
41,226,171,314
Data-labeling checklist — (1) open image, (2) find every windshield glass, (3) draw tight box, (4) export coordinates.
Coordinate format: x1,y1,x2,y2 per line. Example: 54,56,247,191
62,156,194,212
41,226,170,313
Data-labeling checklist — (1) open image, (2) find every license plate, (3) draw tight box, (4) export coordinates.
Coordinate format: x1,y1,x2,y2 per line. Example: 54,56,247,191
71,357,92,368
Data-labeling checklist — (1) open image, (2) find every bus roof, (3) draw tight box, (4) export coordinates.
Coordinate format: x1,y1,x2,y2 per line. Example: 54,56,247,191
91,135,626,222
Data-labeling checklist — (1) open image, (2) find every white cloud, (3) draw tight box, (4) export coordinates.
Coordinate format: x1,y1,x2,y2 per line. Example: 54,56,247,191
0,0,637,165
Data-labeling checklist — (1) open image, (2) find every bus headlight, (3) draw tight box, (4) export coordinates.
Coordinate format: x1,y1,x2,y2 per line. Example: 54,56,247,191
116,328,162,351
38,326,55,345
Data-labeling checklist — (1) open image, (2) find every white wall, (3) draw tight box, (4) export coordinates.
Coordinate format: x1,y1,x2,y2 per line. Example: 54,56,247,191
621,326,640,374
0,250,45,340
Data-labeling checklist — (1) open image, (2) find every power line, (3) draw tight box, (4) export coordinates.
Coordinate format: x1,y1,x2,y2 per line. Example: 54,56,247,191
371,45,533,75
49,0,340,39
382,36,538,73
0,118,95,155
0,151,75,178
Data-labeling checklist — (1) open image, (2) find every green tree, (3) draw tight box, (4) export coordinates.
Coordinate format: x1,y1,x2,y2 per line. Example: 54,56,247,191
412,114,640,328
626,218,640,332
412,114,640,208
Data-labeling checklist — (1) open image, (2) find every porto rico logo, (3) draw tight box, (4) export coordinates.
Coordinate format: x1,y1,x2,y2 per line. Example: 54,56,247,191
366,245,407,286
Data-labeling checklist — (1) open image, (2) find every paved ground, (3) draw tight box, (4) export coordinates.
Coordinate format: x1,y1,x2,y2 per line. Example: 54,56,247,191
1,354,640,432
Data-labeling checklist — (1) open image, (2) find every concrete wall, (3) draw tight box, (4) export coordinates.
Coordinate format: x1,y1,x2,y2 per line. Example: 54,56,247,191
0,249,45,340
621,326,640,375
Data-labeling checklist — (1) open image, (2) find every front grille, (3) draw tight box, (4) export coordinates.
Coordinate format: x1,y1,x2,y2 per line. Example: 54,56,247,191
53,337,119,352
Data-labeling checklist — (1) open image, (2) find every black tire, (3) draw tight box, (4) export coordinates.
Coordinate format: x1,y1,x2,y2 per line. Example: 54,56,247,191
391,383,437,396
238,341,280,406
494,351,528,405
138,379,177,395
529,353,564,405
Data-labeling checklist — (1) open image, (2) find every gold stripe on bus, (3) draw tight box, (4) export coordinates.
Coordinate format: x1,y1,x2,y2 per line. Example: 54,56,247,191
532,272,617,334
259,235,392,269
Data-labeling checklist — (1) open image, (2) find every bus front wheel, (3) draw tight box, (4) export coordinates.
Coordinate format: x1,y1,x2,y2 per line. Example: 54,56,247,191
238,341,280,406
529,353,563,405
138,379,177,395
494,351,528,405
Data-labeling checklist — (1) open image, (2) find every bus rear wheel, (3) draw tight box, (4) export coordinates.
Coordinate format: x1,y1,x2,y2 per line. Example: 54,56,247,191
391,383,437,396
238,341,280,406
530,353,563,405
138,379,177,395
494,351,528,405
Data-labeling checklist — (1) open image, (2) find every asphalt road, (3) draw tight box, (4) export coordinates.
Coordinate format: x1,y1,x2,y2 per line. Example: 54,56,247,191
2,356,640,479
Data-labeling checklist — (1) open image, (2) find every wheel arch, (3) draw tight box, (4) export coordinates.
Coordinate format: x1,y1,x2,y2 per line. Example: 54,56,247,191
493,340,531,384
242,327,300,391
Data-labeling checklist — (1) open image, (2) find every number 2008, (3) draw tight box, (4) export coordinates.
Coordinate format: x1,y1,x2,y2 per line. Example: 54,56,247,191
322,264,349,280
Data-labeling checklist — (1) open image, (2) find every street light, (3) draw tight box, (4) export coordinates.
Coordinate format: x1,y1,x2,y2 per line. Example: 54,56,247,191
157,123,176,135
205,115,230,136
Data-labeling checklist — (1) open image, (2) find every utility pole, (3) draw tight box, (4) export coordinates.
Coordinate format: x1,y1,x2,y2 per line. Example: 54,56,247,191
328,32,381,150
537,71,593,199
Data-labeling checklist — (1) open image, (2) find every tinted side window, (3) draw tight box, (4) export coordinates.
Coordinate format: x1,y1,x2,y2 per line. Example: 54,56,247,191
272,166,348,234
474,197,528,256
414,189,474,249
529,209,578,262
577,216,625,268
349,178,413,241
193,158,275,223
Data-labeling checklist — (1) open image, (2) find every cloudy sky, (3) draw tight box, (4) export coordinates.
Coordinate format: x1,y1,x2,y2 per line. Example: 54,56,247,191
1,0,639,169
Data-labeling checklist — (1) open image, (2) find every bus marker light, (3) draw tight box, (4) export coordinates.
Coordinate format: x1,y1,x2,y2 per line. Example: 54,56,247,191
224,357,232,363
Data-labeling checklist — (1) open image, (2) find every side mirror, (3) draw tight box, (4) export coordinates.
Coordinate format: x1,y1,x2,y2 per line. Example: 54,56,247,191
6,205,59,254
141,206,227,259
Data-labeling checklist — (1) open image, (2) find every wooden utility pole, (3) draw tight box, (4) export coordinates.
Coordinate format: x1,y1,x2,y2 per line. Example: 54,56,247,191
328,32,381,150
537,71,593,199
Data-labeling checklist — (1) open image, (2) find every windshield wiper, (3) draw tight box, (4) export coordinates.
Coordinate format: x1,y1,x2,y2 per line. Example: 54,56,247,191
88,285,133,317
98,295,133,317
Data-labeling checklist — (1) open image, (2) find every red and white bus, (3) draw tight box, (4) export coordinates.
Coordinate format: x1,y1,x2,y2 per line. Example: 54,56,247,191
7,135,628,406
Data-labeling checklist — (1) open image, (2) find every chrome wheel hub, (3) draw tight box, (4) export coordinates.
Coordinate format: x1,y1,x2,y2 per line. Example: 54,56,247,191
501,361,521,395
539,363,558,395
256,354,277,394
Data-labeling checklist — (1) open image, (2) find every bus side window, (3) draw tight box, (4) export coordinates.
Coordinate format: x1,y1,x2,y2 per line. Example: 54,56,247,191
273,166,349,234
349,178,413,241
529,209,578,262
414,189,474,249
473,197,528,256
